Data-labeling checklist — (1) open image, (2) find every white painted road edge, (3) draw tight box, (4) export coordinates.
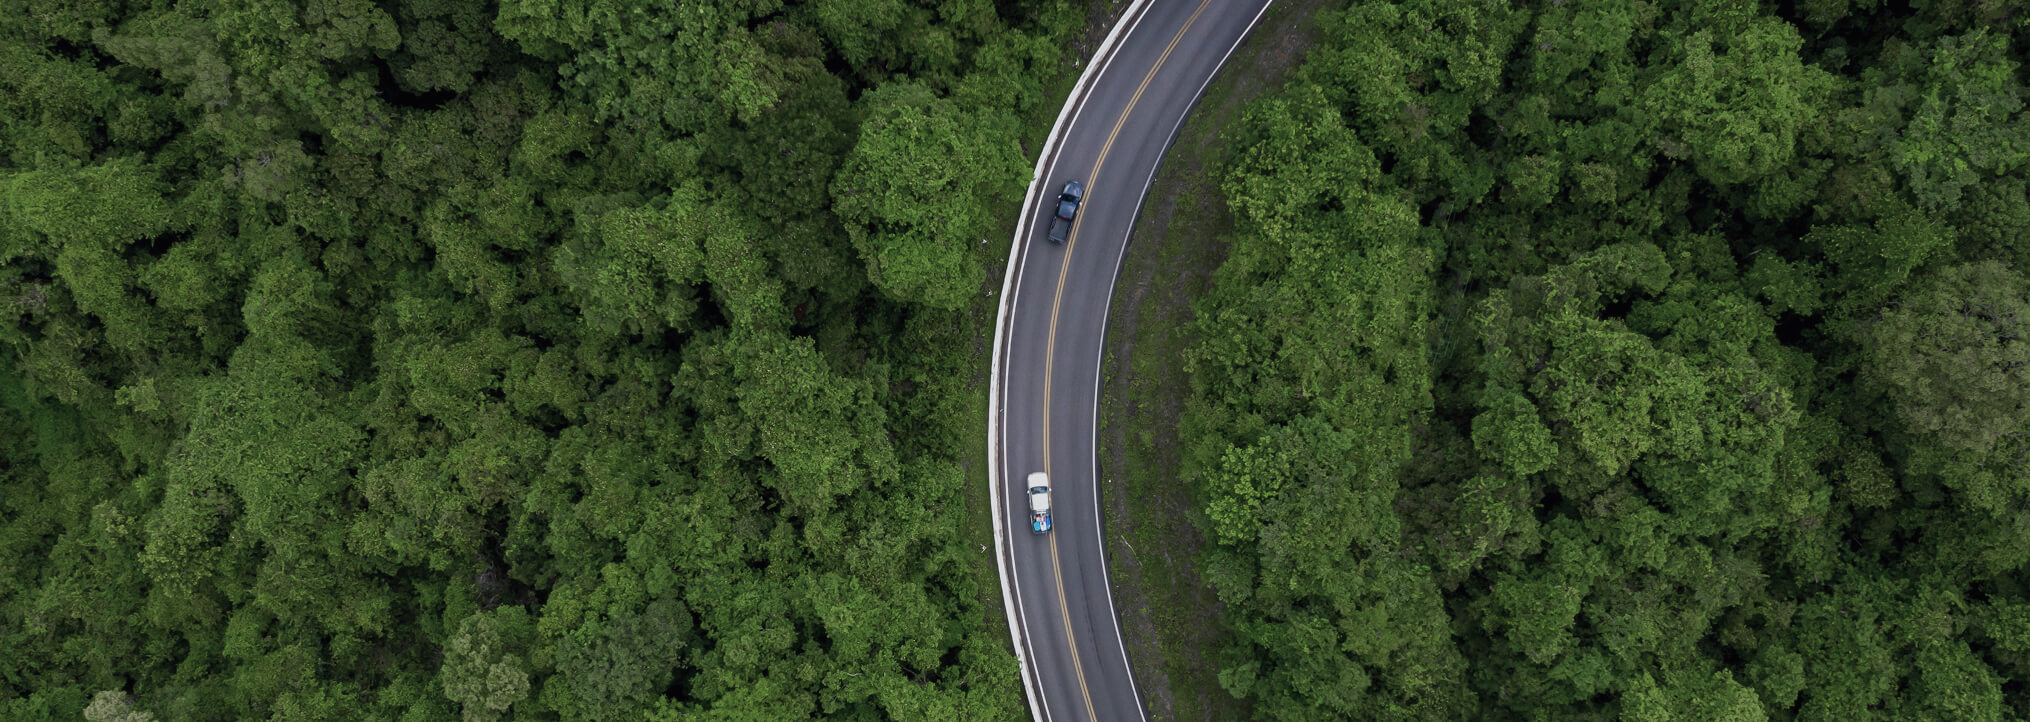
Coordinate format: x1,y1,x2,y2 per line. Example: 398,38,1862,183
986,1,1152,721
1086,3,1275,721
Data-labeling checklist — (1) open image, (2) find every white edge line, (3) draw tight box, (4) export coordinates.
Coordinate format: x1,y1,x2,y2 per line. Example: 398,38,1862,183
1086,2,1276,721
989,2,1155,721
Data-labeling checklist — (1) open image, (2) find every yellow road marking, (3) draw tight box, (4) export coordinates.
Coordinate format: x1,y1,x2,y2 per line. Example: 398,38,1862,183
1038,0,1215,719
1048,534,1089,719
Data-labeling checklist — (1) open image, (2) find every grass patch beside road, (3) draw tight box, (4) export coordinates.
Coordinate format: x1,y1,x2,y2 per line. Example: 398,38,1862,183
1095,2,1337,720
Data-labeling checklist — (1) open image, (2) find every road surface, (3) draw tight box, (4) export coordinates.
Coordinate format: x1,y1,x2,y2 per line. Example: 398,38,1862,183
990,1,1273,720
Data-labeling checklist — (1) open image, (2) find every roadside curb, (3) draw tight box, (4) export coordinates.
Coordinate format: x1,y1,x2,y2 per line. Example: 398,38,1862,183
986,1,1155,720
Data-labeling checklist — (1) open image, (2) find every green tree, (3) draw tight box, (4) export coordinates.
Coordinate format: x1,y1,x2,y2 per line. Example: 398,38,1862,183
493,0,793,130
551,599,693,722
1865,260,2030,454
1641,21,1832,187
82,691,154,722
831,81,1024,309
1888,29,2029,212
441,608,533,722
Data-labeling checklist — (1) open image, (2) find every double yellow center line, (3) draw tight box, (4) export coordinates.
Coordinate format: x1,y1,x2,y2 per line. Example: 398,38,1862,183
1038,0,1214,719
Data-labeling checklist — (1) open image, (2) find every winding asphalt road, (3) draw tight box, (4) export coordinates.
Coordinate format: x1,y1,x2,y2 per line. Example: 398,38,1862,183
989,1,1272,720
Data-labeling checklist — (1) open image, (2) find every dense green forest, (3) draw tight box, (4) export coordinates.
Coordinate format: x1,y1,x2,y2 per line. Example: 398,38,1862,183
0,0,1078,719
1187,0,2030,719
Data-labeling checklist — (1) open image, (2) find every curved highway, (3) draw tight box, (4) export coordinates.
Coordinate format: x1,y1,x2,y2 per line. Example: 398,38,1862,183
987,1,1273,720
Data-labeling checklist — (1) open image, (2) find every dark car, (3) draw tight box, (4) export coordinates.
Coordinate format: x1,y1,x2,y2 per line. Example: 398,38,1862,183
1046,181,1084,244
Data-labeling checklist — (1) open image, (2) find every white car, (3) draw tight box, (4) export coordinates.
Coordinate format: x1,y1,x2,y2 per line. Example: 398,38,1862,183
1027,472,1053,534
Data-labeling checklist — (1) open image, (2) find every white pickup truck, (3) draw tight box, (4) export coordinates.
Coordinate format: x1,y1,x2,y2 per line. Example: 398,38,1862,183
1027,472,1053,533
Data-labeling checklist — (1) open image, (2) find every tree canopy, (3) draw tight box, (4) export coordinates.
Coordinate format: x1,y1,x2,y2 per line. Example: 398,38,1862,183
0,0,1073,719
1189,1,2030,719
